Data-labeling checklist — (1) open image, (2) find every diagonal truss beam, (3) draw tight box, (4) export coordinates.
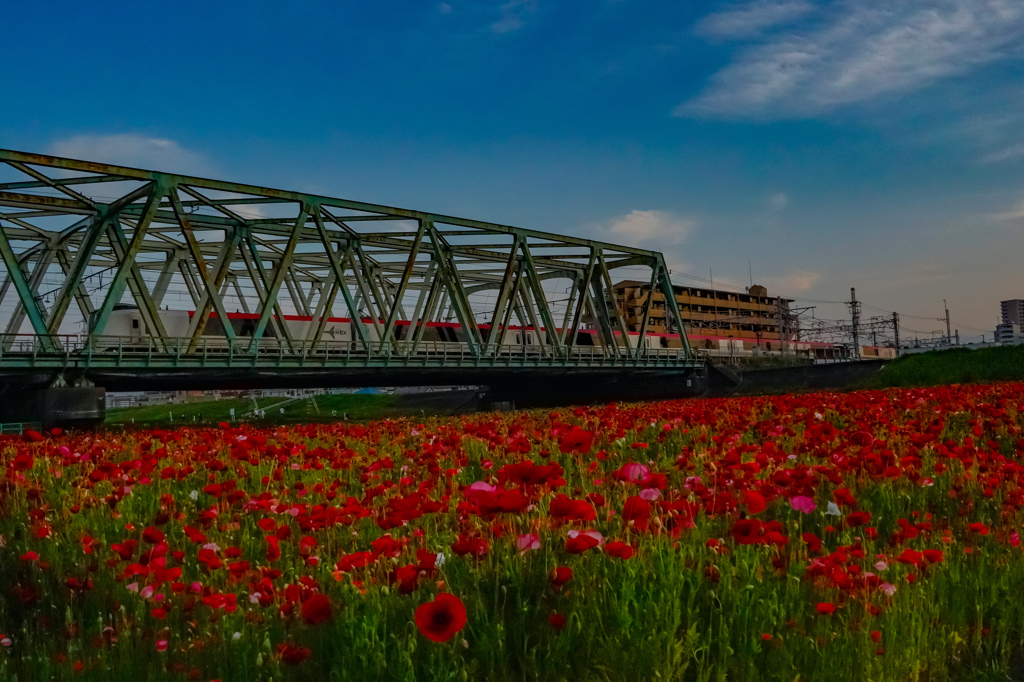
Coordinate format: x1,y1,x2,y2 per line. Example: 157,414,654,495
0,148,697,366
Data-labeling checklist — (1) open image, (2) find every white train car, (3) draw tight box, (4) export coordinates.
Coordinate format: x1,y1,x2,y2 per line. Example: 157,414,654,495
99,305,190,343
97,307,682,356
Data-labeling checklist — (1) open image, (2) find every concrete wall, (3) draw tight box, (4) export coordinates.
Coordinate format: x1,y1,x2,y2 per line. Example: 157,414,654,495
708,360,886,397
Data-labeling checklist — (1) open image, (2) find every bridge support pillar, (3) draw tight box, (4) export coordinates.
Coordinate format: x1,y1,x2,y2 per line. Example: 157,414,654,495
36,387,106,430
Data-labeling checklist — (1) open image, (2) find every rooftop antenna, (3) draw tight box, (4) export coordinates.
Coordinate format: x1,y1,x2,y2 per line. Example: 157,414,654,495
748,261,753,289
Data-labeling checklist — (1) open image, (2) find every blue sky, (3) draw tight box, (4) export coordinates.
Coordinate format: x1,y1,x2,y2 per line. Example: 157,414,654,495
4,0,1024,341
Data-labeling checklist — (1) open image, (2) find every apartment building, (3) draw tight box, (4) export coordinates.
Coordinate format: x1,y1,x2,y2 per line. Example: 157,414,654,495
610,280,796,350
1001,299,1024,327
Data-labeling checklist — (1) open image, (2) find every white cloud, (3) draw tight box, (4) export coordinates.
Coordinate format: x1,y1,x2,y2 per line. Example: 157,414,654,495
763,270,819,294
586,210,696,279
696,0,813,39
980,143,1024,164
680,0,1024,119
992,199,1024,221
769,192,788,209
491,0,537,34
605,209,696,246
49,134,213,176
439,2,452,14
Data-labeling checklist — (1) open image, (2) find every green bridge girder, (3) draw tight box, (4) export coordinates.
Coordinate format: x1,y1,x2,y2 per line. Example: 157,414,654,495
0,148,700,386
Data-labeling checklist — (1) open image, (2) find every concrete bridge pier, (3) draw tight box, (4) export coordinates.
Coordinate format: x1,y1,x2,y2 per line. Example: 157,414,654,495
35,386,106,430
0,377,105,430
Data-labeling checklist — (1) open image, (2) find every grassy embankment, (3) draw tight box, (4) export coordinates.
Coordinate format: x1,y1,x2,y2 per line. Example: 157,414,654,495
871,344,1024,388
106,345,1024,428
105,393,400,428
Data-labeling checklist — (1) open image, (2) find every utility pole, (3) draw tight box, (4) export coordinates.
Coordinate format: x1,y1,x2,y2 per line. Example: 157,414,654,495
848,287,861,360
777,298,787,357
943,299,951,345
892,311,900,356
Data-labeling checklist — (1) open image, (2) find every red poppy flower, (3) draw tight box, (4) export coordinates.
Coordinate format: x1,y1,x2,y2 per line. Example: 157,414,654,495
450,534,490,558
22,430,44,443
604,541,635,560
565,531,601,554
266,536,281,562
278,642,312,666
816,602,836,615
336,551,375,572
549,494,597,522
833,488,858,507
731,519,764,545
415,593,467,643
141,527,165,545
301,593,332,626
558,427,595,454
845,511,871,527
850,431,873,447
743,490,767,514
549,567,573,589
621,496,651,523
895,549,923,567
549,613,567,630
801,532,822,553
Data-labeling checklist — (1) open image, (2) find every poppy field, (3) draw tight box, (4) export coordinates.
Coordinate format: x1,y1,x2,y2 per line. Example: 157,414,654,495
2,383,1024,681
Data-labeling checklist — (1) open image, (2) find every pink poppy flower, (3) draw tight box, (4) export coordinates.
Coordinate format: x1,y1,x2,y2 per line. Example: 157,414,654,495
790,496,816,514
517,534,541,552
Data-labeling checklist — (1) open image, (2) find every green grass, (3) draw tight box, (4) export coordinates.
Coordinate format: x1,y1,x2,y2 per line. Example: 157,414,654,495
12,384,1024,680
106,393,401,427
869,344,1024,388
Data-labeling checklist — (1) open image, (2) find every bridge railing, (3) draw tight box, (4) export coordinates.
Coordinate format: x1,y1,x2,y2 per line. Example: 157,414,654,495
0,334,81,354
0,334,698,368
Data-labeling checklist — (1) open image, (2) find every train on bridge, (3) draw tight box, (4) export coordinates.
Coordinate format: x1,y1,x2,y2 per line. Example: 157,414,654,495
100,305,674,351
101,306,880,363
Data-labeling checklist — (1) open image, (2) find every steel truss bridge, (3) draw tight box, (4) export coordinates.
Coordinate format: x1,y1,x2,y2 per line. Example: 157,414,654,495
0,149,702,414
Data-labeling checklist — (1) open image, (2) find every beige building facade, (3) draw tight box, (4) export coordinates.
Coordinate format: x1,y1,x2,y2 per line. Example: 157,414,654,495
611,280,795,350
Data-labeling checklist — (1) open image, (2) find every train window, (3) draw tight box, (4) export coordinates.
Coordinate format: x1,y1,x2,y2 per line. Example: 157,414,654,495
132,319,140,329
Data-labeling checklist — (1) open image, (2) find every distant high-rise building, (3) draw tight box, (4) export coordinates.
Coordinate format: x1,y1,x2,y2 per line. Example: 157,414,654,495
1001,299,1024,326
